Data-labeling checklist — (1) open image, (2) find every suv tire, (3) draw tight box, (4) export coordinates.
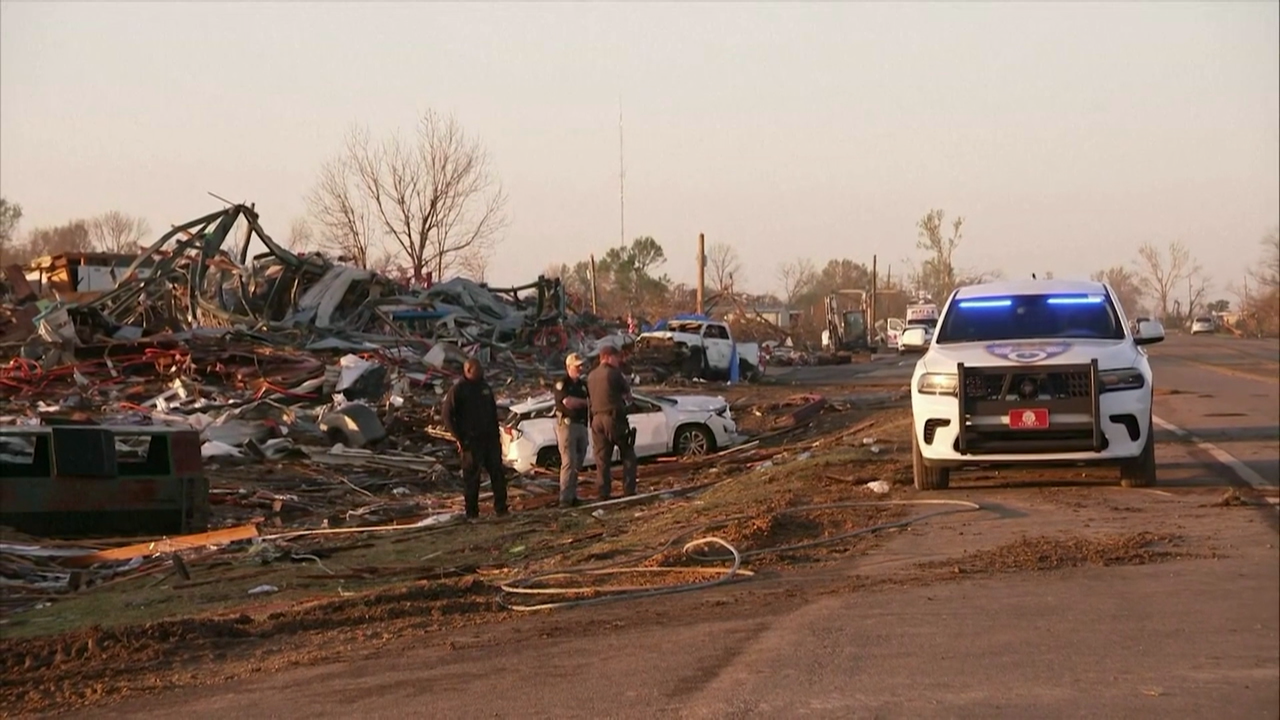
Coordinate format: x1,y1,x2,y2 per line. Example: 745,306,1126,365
912,427,951,490
1120,421,1157,488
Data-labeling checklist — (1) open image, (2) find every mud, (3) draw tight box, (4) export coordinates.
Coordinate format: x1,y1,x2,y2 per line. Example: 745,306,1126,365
919,532,1198,575
0,577,496,716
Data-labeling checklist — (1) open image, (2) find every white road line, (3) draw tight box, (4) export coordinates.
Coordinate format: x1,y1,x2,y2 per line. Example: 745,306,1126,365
1153,414,1276,490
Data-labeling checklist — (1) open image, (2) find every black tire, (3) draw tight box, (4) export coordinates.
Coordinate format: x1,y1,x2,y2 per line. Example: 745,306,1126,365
912,425,950,490
738,357,762,383
1120,421,1157,488
536,446,561,470
674,425,715,457
682,346,706,379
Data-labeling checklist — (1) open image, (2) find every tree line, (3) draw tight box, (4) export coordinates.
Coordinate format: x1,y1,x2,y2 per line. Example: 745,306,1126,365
0,199,151,265
3,105,1274,336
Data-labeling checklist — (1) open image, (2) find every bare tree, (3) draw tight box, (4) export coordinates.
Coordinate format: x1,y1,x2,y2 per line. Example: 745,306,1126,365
307,139,381,268
22,220,93,261
1184,271,1211,318
286,217,318,253
1253,228,1280,291
915,209,964,300
87,211,150,254
309,112,507,283
0,197,23,264
1134,240,1196,319
777,258,817,304
457,250,489,284
706,242,743,292
1091,266,1144,320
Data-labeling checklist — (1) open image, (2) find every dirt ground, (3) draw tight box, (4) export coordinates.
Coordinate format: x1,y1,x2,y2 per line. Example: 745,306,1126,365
2,379,1275,717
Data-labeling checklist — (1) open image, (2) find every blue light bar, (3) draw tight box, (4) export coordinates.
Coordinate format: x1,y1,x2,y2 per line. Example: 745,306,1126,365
1046,296,1104,305
957,299,1012,308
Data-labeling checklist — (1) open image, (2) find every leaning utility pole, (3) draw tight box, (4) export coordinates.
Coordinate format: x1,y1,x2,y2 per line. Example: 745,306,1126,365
618,98,626,247
589,254,599,314
870,254,878,341
696,233,706,315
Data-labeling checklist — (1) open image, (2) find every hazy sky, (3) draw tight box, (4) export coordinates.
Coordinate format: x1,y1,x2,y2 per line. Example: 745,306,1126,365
2,2,1277,298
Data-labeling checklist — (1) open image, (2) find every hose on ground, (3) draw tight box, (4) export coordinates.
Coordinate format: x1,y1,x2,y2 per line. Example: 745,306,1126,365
497,499,983,611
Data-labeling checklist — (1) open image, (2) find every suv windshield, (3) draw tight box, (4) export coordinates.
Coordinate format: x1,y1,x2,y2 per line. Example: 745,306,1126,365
935,293,1125,344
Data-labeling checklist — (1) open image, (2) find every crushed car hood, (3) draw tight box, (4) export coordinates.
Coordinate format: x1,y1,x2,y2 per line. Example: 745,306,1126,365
664,395,729,414
922,339,1139,373
505,393,554,415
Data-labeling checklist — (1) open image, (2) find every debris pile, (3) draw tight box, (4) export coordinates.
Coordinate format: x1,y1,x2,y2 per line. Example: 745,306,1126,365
1,204,904,628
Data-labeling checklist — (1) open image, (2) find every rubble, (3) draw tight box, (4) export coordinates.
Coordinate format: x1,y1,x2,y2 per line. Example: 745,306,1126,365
0,203,912,631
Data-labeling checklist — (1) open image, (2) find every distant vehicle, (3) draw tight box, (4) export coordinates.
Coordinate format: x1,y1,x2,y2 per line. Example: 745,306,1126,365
906,303,940,327
500,391,742,473
889,303,939,351
1190,316,1215,335
908,279,1165,491
898,324,934,354
882,318,906,348
823,291,873,353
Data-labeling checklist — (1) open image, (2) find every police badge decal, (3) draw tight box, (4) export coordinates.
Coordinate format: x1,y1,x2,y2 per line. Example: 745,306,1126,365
983,342,1073,364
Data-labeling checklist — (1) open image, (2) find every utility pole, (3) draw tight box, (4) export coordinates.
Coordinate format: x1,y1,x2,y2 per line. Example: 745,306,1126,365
589,254,599,315
696,233,706,315
618,98,625,248
870,254,878,344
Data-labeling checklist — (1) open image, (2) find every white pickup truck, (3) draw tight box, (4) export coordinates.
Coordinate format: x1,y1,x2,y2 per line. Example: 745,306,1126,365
637,319,762,382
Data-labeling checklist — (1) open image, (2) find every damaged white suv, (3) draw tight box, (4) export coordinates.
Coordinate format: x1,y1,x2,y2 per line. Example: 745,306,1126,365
909,280,1165,490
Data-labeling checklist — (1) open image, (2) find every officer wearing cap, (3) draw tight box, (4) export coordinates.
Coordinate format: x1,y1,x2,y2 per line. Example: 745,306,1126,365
553,353,591,507
587,344,638,499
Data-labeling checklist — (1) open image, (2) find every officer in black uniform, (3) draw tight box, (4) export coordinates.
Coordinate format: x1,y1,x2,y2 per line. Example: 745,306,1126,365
553,353,591,507
440,358,509,519
587,345,638,499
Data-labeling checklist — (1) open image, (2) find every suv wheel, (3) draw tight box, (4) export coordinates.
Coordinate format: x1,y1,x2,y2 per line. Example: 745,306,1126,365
1120,423,1157,487
912,427,950,490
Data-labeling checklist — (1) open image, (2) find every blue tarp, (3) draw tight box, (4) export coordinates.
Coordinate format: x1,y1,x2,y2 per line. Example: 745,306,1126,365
651,313,713,331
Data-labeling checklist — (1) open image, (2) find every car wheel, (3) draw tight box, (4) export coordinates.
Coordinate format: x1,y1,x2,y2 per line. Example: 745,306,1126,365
912,426,950,490
1120,421,1157,488
536,446,561,470
675,425,715,457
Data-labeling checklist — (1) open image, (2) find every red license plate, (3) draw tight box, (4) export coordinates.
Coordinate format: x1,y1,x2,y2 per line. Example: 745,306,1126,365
1009,408,1050,429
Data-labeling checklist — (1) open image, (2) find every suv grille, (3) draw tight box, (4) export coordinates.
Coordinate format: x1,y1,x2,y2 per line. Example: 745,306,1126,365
964,371,1092,400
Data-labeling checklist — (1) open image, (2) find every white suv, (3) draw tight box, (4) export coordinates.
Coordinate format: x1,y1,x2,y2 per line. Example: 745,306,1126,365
909,280,1165,490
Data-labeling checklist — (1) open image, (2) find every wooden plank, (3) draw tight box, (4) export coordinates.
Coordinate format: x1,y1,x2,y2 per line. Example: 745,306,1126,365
62,524,258,568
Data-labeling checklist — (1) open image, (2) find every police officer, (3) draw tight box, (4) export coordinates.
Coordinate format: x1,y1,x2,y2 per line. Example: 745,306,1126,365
440,358,509,519
553,353,590,507
587,345,638,499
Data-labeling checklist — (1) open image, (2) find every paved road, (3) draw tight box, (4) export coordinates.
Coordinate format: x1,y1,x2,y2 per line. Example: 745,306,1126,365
1147,335,1279,492
87,335,1280,720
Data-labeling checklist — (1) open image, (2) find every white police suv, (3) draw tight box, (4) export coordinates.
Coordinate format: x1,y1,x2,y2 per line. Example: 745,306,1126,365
909,280,1166,490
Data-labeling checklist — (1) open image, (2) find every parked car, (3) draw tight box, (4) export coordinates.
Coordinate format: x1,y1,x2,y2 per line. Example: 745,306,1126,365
500,391,742,473
909,279,1165,490
1190,316,1216,335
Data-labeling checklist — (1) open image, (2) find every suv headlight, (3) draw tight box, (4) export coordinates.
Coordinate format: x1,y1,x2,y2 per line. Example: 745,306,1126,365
1099,367,1146,392
917,373,958,396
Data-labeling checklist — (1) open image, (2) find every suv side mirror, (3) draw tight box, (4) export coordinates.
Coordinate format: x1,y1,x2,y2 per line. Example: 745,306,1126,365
1135,319,1166,346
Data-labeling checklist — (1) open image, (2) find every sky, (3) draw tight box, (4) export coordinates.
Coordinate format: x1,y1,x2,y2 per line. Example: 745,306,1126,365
2,2,1277,300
